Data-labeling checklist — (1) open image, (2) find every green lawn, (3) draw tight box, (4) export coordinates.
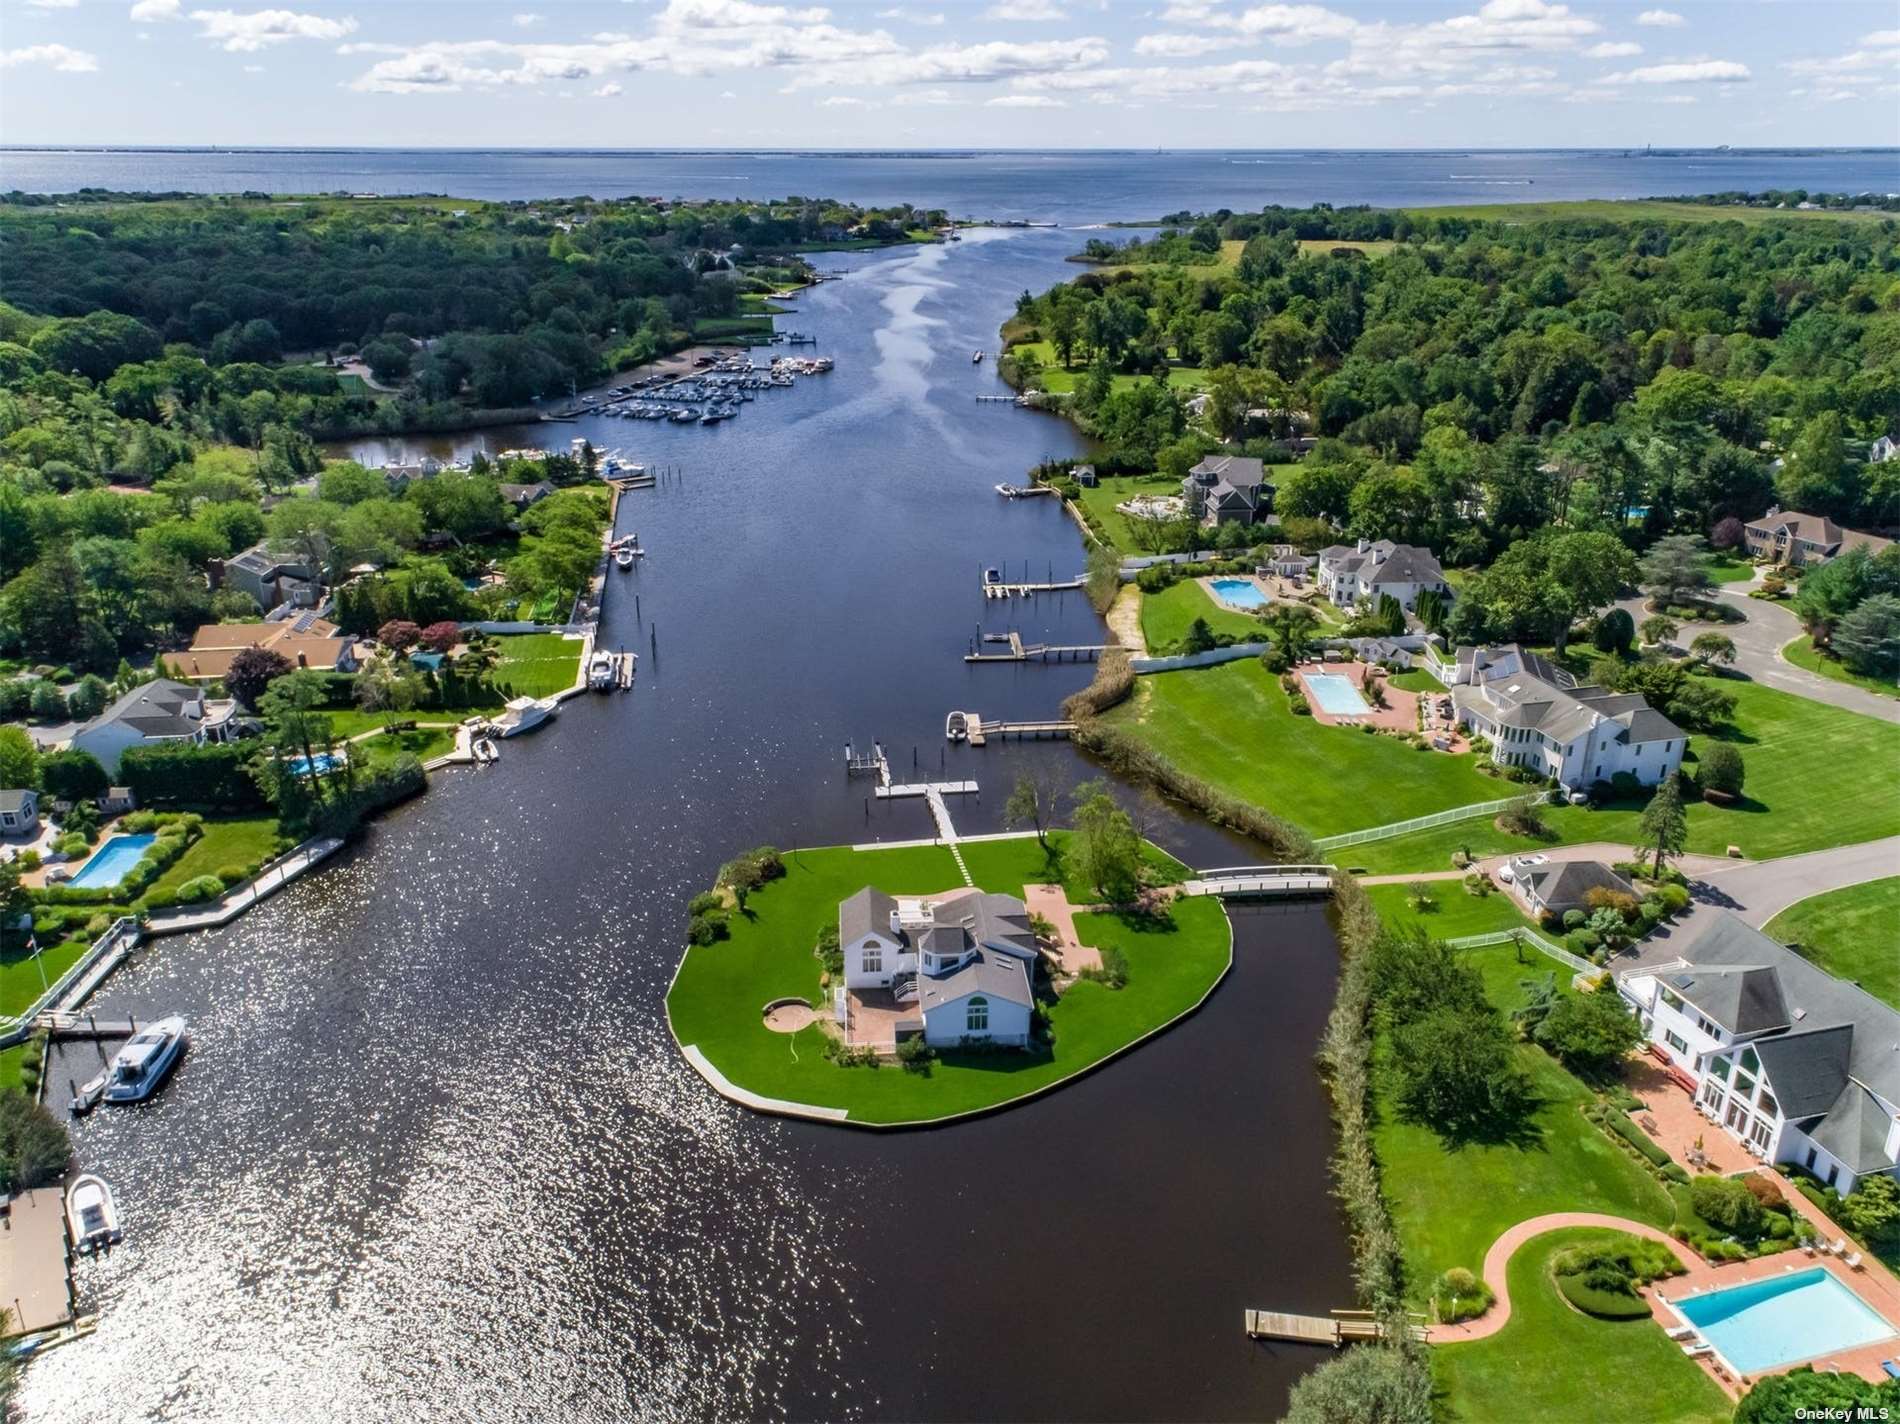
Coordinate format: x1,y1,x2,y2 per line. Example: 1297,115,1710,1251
327,635,584,740
665,839,1231,1125
1784,635,1898,699
146,815,286,897
1376,942,1674,1295
956,831,1189,905
1138,581,1265,652
1433,1228,1729,1424
1364,883,1535,942
1102,660,1506,838
360,726,458,765
1012,340,1209,397
0,936,89,1018
1764,878,1900,1010
1340,677,1900,874
1071,472,1193,557
692,315,775,342
1388,668,1446,693
1703,553,1757,585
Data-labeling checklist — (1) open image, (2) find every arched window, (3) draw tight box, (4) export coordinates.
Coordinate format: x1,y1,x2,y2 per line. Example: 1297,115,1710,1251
967,996,989,1033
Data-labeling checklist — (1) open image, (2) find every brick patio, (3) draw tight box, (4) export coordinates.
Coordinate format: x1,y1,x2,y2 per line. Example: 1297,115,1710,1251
1623,1054,1759,1177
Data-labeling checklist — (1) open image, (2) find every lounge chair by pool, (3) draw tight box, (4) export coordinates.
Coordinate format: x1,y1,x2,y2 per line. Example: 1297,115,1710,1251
1683,1343,1713,1358
1882,1360,1900,1381
1846,1252,1864,1270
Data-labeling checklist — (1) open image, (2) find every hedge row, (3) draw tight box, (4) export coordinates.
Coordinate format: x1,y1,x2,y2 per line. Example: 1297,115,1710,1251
32,814,204,906
121,741,269,811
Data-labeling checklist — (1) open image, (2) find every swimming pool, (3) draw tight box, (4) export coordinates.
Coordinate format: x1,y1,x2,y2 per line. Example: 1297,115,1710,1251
67,834,157,891
1208,577,1268,610
1302,672,1372,717
287,752,344,778
1674,1268,1897,1373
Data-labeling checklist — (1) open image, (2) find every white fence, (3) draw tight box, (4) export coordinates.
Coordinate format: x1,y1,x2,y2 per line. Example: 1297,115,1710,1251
0,916,141,1047
1446,927,1596,977
1314,795,1530,852
1130,643,1270,674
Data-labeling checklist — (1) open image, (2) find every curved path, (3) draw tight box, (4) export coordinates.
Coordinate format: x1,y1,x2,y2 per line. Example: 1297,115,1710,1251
1424,1212,1698,1344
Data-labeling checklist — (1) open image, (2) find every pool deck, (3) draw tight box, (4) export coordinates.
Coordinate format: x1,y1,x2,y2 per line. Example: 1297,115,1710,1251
1196,573,1271,612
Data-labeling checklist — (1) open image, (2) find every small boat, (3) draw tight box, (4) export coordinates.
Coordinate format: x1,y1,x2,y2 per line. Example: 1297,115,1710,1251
70,1068,108,1116
972,350,984,364
588,650,616,691
615,545,636,570
65,1175,121,1255
493,696,558,737
102,1015,187,1104
472,737,499,765
983,566,1004,586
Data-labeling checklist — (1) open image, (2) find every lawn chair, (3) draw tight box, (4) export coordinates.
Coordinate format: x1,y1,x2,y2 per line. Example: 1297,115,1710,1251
1881,1361,1900,1381
1829,1238,1850,1255
1665,1325,1697,1341
1683,1343,1713,1358
1846,1252,1865,1270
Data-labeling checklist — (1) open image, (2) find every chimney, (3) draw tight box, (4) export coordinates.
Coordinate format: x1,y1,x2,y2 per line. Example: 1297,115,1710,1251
205,558,225,592
1357,537,1370,554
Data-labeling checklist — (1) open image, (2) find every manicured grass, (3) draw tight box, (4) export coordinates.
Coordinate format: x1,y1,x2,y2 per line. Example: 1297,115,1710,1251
487,632,584,697
1072,472,1193,556
692,315,775,342
1138,581,1264,651
1784,635,1898,699
1403,198,1885,225
145,815,285,897
1765,878,1900,1010
665,839,1231,1125
0,936,88,1018
1433,1228,1729,1424
1376,944,1674,1295
956,831,1188,905
1341,677,1900,874
1388,667,1446,693
1011,340,1209,397
1102,659,1506,838
1364,883,1535,942
1703,553,1757,585
361,726,457,765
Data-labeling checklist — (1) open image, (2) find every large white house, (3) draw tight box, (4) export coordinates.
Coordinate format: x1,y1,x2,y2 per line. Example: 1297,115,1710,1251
68,678,241,775
1316,539,1452,611
1432,644,1686,792
839,886,1037,1049
1618,914,1900,1196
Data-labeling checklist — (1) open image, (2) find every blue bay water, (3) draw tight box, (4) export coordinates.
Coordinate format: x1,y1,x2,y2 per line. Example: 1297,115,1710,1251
2,147,1897,220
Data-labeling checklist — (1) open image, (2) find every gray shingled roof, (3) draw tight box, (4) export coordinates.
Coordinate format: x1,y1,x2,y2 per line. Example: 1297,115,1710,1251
1753,1024,1855,1121
918,948,1033,1010
1810,1081,1896,1173
0,789,35,813
1363,544,1446,587
839,887,898,947
1662,964,1791,1037
1191,455,1265,491
84,679,206,738
1522,860,1633,910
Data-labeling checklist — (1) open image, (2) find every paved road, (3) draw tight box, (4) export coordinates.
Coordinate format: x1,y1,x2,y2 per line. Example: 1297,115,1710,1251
1641,834,1900,950
1611,583,1899,725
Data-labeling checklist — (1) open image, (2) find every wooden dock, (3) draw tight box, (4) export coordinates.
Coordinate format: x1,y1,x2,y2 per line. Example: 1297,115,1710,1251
947,710,1076,746
874,780,978,799
33,1014,139,1041
965,632,1107,663
1244,1308,1427,1347
982,577,1084,600
994,483,1056,498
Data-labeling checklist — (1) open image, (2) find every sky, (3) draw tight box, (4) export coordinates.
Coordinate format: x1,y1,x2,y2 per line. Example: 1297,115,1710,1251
0,0,1897,149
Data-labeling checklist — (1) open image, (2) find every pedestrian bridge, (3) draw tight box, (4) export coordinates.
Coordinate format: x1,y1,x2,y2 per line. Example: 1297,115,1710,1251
1179,865,1337,899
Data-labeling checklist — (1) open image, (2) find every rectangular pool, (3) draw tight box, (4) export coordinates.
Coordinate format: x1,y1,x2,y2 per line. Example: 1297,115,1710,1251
1674,1268,1897,1373
287,752,345,778
1208,577,1268,610
67,834,157,891
1301,672,1372,717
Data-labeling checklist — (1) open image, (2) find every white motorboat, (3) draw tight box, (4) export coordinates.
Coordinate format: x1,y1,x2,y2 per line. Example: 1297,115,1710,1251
588,651,616,691
65,1175,121,1255
493,696,557,737
472,737,499,765
972,350,984,363
615,545,636,570
102,1015,187,1104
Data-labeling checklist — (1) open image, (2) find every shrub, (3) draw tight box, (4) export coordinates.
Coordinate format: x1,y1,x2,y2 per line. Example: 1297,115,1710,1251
39,748,108,803
1841,1173,1900,1249
894,1036,935,1073
1078,944,1130,989
175,874,226,904
1430,1267,1494,1323
1555,1267,1652,1320
121,740,267,811
1655,884,1691,914
1497,795,1547,837
1607,1111,1676,1171
1690,1175,1765,1238
0,1091,70,1195
1562,909,1586,930
215,865,251,889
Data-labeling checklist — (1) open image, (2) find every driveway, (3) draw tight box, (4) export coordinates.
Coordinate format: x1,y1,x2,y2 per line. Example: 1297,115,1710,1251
1611,583,1899,725
1641,834,1900,949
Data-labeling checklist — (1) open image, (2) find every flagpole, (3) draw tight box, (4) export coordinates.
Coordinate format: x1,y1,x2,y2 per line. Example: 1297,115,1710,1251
27,936,46,996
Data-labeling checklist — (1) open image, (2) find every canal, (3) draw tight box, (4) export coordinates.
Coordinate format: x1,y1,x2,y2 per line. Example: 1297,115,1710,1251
31,229,1355,1421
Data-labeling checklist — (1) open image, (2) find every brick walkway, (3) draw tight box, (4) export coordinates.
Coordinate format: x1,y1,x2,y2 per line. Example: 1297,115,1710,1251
1023,883,1101,975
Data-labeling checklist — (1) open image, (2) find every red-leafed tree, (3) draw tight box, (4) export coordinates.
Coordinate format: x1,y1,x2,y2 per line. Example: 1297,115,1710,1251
227,646,293,711
377,619,422,652
419,621,460,654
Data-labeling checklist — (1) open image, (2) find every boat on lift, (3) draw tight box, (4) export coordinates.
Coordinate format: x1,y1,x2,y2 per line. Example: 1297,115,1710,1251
587,650,616,691
102,1016,187,1104
972,350,984,364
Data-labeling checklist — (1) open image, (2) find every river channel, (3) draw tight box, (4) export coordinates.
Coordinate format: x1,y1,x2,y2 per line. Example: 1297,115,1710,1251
29,229,1354,1422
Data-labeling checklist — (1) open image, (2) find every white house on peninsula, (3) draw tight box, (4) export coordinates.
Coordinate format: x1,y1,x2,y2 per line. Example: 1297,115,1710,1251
1618,913,1900,1196
839,886,1037,1048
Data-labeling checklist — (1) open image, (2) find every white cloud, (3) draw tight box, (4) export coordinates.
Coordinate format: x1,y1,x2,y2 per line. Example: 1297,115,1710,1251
1226,3,1358,43
513,12,545,28
986,93,1064,106
875,5,943,22
190,9,358,52
1133,32,1229,57
818,93,870,104
242,61,262,70
1784,29,1900,77
594,80,622,94
1637,9,1686,27
1863,29,1900,47
129,0,181,17
984,0,1062,20
1583,41,1640,58
25,0,81,10
1607,58,1748,84
0,42,98,70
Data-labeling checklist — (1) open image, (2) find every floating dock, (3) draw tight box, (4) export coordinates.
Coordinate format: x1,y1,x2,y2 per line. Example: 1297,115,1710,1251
983,578,1084,600
995,483,1056,498
946,710,1075,746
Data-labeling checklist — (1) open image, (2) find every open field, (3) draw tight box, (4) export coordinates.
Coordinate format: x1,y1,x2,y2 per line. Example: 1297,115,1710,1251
1364,883,1536,942
1101,659,1506,839
1432,1227,1730,1424
665,839,1229,1125
1764,877,1900,1011
1297,238,1399,257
